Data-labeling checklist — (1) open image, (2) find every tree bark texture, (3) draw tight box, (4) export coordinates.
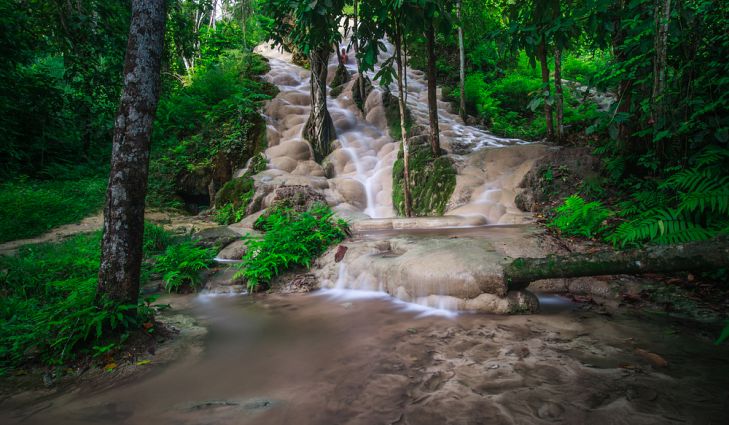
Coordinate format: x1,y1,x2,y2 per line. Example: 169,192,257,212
394,22,413,217
304,46,336,163
651,0,671,130
98,0,166,305
504,238,729,290
554,47,564,142
457,0,466,122
425,23,441,157
537,40,554,140
353,0,366,108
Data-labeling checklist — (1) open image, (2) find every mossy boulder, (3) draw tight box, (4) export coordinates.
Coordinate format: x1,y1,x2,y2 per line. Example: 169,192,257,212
381,90,412,141
215,177,254,209
392,138,457,217
331,63,350,89
352,75,373,112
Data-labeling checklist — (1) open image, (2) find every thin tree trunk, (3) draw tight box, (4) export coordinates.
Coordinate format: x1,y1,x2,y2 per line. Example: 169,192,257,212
537,40,554,140
652,0,671,154
394,21,413,217
554,47,564,142
353,0,366,109
504,238,729,290
426,23,441,157
98,0,166,306
457,0,466,122
304,46,336,163
613,0,632,149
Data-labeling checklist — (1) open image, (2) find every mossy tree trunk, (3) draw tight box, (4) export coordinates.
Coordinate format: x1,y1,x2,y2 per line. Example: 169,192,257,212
504,238,729,290
353,0,366,110
98,0,166,306
304,46,336,163
426,23,441,157
457,0,466,122
394,19,413,217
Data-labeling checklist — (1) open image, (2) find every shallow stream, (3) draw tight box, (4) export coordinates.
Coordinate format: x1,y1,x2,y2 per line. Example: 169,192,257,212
2,292,728,424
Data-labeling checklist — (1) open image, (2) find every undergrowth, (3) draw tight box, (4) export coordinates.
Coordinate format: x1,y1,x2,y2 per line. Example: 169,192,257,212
236,204,348,291
0,177,106,243
0,222,211,372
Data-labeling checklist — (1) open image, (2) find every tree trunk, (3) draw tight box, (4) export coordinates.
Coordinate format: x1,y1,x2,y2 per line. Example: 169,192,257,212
353,0,366,110
537,40,554,140
304,46,336,163
457,0,466,122
426,23,441,157
652,0,671,156
394,22,413,217
504,238,729,290
554,47,564,143
613,0,633,150
98,0,166,306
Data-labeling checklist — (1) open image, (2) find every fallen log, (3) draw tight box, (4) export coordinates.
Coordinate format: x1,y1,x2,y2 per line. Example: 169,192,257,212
505,238,729,290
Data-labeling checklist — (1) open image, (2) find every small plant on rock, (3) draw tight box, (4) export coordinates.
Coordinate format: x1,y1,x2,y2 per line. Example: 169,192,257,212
549,194,612,238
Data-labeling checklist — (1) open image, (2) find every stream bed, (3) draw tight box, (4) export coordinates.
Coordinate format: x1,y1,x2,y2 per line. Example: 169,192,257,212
2,292,728,424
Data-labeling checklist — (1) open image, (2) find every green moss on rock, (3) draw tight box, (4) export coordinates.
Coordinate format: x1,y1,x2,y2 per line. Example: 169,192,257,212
215,177,254,209
392,139,457,217
331,63,350,89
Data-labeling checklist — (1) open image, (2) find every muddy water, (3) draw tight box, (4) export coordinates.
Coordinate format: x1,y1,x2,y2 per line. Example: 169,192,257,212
3,293,728,425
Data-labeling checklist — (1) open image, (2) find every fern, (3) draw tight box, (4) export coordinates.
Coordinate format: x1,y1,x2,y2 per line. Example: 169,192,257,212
549,195,612,238
607,208,716,247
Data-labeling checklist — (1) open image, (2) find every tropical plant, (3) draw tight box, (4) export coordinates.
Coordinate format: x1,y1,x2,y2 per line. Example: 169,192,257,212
549,194,612,238
236,204,349,291
153,240,215,292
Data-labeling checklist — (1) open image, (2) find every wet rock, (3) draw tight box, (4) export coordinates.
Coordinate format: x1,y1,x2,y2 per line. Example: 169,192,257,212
193,227,240,249
217,240,247,260
334,245,348,262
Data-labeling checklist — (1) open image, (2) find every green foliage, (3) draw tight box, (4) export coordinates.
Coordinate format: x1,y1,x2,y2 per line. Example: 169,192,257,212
0,177,106,243
143,222,172,255
236,204,348,291
149,51,274,207
392,140,457,217
153,240,214,293
549,195,612,238
0,230,173,369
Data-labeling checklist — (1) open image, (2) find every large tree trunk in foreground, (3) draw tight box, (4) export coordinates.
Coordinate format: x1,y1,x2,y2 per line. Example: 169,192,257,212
394,22,413,217
505,238,729,290
425,23,441,157
537,40,554,141
304,46,337,163
98,0,166,305
457,0,466,122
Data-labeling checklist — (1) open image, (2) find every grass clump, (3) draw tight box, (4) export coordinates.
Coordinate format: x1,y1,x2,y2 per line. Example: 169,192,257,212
236,204,349,291
0,177,106,243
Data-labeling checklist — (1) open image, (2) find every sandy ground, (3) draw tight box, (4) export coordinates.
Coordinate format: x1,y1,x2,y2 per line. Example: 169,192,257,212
1,292,727,425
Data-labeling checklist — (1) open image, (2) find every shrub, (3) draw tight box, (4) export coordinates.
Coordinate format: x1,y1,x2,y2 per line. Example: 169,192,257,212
236,204,349,291
549,194,612,238
153,240,215,293
0,232,166,369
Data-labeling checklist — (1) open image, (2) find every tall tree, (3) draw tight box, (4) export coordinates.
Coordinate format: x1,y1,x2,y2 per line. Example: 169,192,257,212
651,0,671,133
352,0,367,109
425,21,441,156
98,0,167,305
457,0,466,122
263,0,345,163
394,15,414,217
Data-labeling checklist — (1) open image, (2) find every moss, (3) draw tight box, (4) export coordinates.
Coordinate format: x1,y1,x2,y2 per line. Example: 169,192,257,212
392,139,457,217
382,90,412,141
215,177,254,209
330,85,344,98
330,63,350,89
352,75,373,112
248,152,268,175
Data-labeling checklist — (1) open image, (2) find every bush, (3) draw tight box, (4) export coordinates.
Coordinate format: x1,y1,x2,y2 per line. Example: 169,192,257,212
0,232,166,369
549,195,612,238
237,204,349,291
153,240,215,293
0,177,106,243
